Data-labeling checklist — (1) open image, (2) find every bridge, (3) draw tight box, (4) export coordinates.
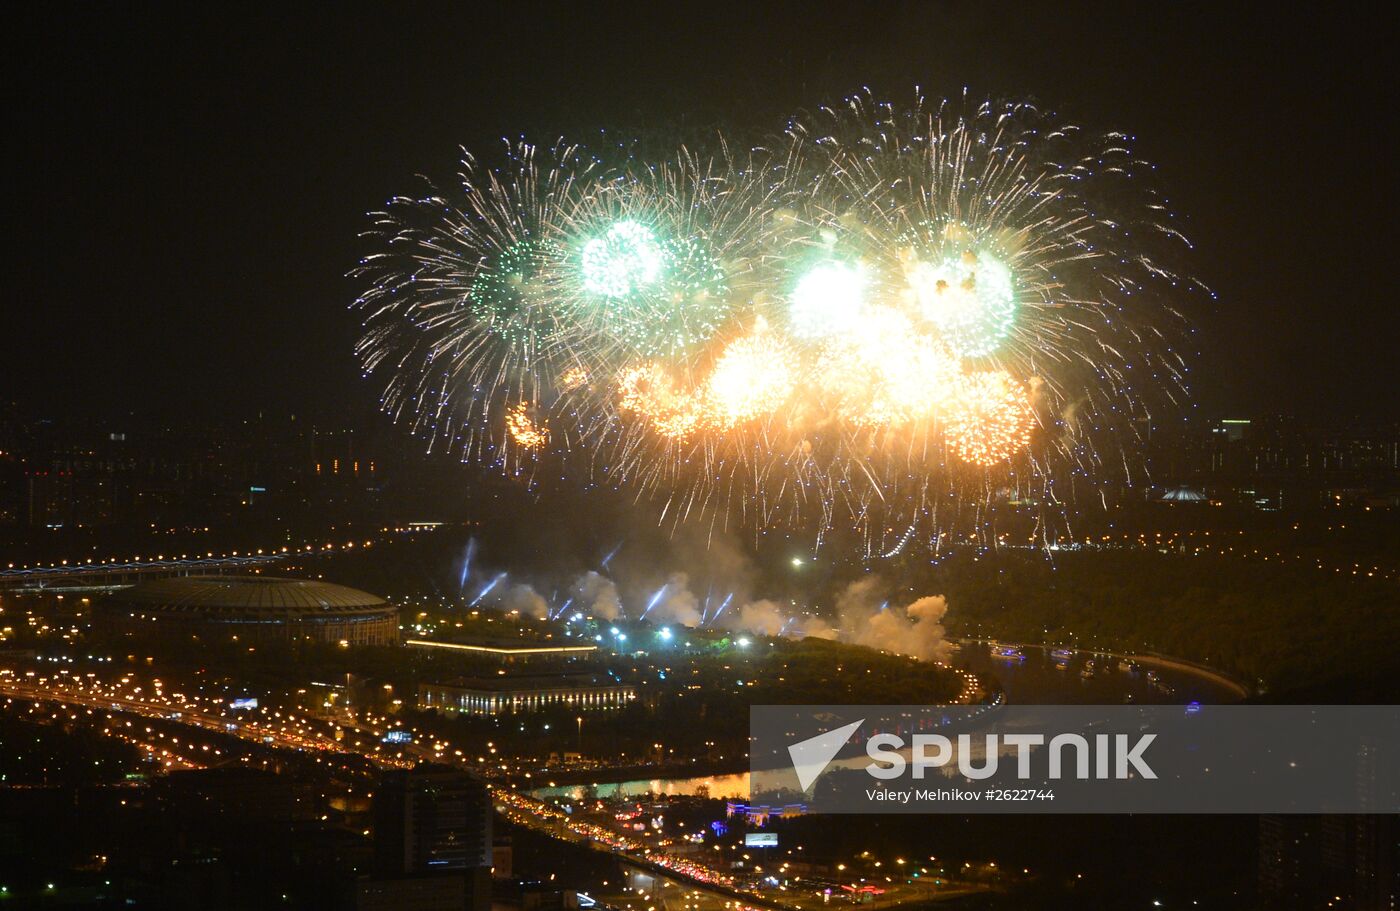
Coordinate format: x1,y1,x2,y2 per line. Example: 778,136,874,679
0,554,286,592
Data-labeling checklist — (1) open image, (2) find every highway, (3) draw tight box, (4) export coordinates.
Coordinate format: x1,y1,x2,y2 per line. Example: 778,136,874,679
0,668,880,910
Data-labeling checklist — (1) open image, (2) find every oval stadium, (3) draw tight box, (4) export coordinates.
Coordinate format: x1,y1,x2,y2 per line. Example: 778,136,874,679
100,575,399,646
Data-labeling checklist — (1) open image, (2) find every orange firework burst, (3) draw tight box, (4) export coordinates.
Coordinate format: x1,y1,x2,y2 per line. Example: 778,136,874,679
617,363,703,439
558,366,588,392
619,323,797,437
703,324,797,429
815,306,957,426
942,370,1034,466
505,403,549,449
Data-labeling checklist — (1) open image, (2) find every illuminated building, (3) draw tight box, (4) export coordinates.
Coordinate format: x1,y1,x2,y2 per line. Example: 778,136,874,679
404,638,598,663
418,674,636,716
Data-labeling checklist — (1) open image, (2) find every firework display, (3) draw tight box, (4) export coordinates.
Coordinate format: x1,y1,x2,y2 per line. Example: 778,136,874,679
352,140,603,471
354,91,1198,553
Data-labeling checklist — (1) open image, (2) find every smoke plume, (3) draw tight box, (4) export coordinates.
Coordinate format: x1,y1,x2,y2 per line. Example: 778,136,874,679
499,583,549,620
833,578,952,661
571,571,622,620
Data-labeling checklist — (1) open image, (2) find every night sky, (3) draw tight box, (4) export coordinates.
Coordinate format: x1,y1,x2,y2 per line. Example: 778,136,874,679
7,3,1396,422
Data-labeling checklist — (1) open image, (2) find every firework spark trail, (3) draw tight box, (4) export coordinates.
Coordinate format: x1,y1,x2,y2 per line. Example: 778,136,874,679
469,572,507,607
640,583,669,620
707,592,735,626
458,537,477,592
353,91,1200,553
550,597,574,622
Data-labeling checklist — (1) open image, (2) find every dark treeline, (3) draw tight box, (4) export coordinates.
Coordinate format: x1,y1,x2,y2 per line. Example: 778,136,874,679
909,548,1400,696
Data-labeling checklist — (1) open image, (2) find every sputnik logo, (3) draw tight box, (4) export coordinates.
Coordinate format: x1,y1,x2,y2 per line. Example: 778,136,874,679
787,719,864,791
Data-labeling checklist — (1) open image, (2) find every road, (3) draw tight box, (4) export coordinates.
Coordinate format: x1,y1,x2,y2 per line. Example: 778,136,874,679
0,668,879,911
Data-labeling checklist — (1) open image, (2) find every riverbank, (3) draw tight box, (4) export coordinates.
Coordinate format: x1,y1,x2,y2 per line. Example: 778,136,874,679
956,638,1252,702
1132,652,1251,700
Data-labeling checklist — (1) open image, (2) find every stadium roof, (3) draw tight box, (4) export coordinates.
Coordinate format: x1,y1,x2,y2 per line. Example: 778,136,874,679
106,575,388,616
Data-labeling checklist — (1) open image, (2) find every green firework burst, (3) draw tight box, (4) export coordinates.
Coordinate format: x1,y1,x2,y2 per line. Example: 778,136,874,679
470,238,564,344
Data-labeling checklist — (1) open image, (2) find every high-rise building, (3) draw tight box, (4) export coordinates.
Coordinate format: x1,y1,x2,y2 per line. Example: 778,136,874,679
1260,814,1399,910
372,764,493,911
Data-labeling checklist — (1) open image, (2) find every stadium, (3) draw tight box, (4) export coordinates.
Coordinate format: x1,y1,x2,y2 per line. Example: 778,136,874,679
100,575,399,646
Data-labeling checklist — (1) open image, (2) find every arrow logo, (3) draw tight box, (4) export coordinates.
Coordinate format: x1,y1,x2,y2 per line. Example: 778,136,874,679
787,718,865,792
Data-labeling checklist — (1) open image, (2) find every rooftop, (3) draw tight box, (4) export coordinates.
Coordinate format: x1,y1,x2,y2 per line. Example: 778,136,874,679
106,575,389,616
426,673,631,693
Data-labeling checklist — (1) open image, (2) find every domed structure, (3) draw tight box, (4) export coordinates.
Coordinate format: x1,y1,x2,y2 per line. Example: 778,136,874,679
101,575,398,646
1159,486,1208,503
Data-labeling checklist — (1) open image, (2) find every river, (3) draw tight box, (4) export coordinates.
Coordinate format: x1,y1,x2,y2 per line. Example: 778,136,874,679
531,644,1244,803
